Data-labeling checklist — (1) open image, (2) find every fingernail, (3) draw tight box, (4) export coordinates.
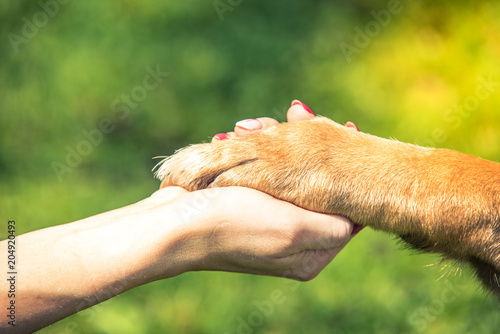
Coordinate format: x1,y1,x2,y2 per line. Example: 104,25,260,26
291,100,314,115
351,224,364,236
214,133,229,140
345,121,360,132
235,119,263,131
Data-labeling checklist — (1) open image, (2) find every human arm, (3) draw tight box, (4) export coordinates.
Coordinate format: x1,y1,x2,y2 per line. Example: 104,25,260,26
0,100,359,333
0,186,355,333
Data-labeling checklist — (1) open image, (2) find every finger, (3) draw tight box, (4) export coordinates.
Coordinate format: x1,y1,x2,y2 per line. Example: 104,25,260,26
287,100,315,123
211,132,236,143
345,121,359,131
234,117,279,137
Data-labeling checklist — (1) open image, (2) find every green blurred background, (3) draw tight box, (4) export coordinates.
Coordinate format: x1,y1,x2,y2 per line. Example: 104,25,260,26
1,0,499,333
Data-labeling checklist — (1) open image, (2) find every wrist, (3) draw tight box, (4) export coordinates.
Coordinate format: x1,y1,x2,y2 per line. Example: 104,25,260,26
129,193,214,282
68,201,192,295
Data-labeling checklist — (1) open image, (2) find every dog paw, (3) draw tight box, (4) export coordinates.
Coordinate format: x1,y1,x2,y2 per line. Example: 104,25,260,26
155,117,359,215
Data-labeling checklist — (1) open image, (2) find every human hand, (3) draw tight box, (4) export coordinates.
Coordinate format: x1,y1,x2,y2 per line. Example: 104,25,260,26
149,100,362,281
144,185,357,281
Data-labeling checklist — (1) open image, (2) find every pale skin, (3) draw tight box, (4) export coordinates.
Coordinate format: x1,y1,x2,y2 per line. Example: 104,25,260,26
0,101,361,333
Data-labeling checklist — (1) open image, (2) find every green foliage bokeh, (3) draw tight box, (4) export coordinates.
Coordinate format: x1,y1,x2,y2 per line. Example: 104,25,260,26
1,1,499,333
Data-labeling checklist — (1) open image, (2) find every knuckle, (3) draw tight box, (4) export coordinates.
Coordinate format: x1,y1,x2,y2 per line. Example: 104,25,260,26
294,269,319,282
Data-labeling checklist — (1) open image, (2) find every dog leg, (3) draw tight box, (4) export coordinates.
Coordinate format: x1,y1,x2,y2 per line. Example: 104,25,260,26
156,116,500,296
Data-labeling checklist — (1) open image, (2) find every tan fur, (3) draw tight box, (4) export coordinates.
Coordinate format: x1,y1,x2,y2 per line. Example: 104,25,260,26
155,116,500,297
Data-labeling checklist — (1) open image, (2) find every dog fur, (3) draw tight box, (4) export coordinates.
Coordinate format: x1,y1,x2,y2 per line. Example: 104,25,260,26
155,116,500,297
